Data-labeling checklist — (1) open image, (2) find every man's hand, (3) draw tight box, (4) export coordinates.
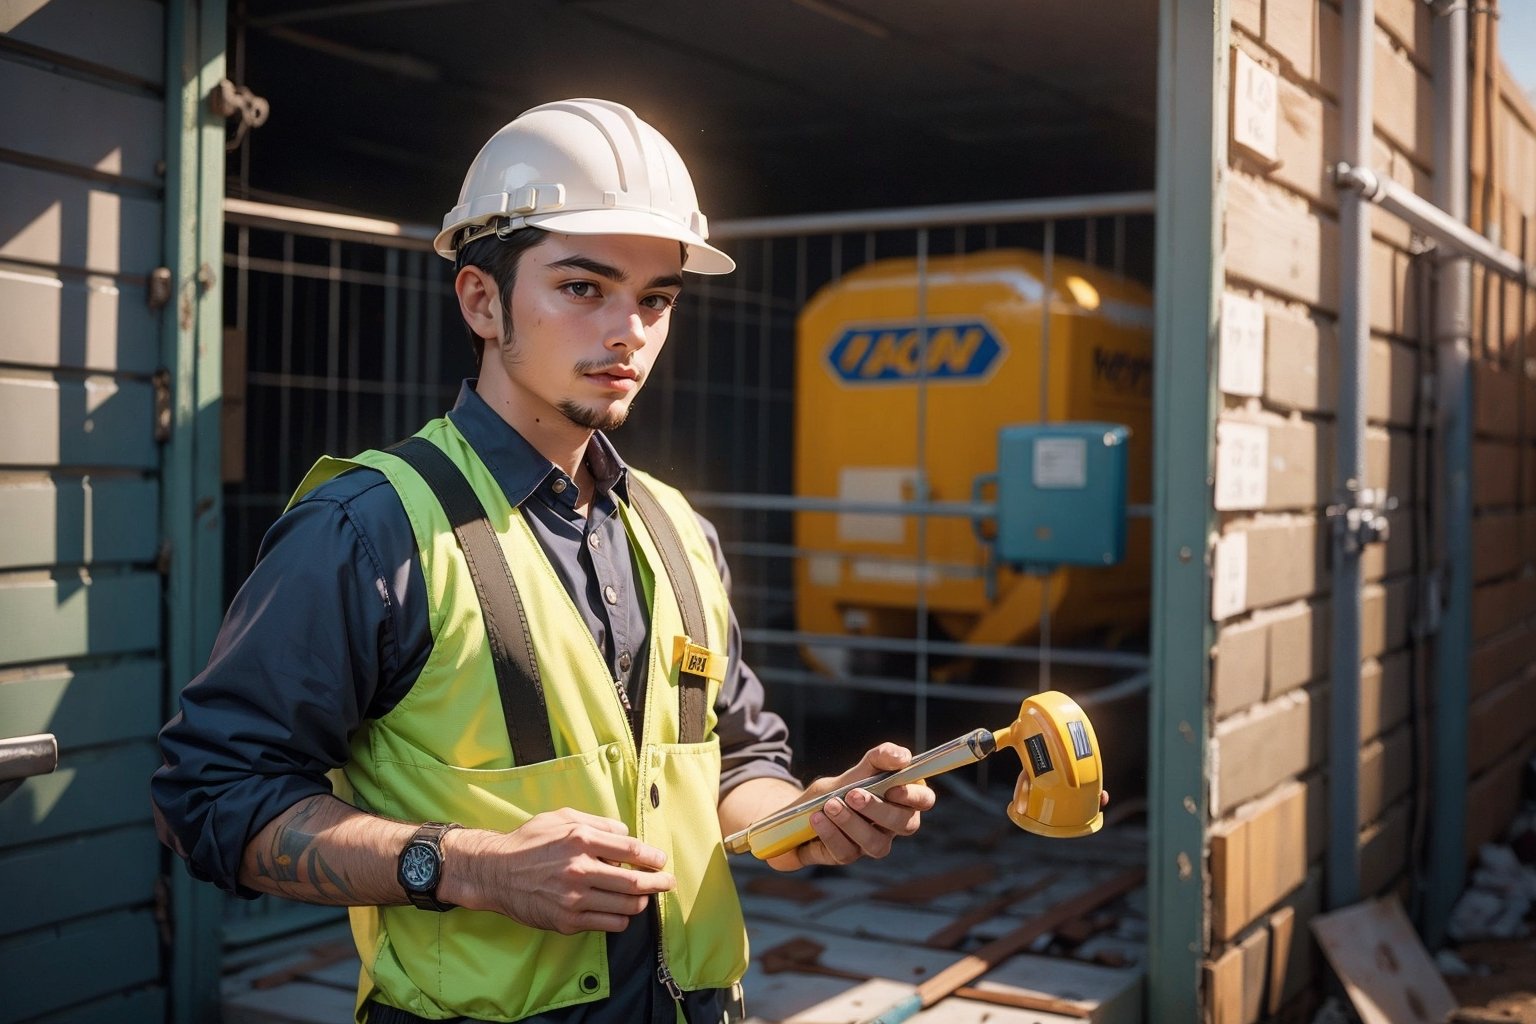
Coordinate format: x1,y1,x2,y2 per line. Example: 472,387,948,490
441,808,675,934
766,743,936,871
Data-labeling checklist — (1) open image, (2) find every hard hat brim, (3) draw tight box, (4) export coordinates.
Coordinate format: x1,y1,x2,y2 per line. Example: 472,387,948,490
530,208,736,275
437,209,736,275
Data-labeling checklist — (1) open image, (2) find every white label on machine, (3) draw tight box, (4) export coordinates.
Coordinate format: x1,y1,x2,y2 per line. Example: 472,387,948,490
1215,421,1268,510
1232,48,1279,161
837,467,916,544
1219,292,1266,397
1212,532,1248,621
1032,437,1088,489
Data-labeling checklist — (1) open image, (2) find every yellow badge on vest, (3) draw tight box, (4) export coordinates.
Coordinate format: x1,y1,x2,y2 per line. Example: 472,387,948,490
673,636,726,682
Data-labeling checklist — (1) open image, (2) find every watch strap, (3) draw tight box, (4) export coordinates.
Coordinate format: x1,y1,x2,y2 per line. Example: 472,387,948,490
400,821,462,912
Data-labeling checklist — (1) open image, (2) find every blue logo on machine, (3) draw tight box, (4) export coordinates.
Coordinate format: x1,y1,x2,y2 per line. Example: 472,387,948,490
826,321,1003,383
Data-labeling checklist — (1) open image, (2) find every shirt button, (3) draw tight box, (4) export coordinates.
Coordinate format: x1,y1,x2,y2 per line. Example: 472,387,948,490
603,584,618,605
588,532,602,550
551,477,568,494
618,651,632,672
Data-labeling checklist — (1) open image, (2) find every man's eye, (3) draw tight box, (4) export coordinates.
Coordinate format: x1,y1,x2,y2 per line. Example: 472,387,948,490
564,281,598,298
643,294,679,311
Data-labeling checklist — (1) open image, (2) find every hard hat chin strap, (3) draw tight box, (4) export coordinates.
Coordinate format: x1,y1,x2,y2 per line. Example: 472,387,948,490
455,217,537,254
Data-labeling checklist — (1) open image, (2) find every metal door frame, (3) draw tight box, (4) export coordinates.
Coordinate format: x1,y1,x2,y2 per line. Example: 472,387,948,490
161,1,228,1020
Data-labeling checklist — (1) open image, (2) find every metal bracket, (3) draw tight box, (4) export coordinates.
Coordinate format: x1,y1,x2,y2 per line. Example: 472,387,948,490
1326,488,1396,555
209,78,270,151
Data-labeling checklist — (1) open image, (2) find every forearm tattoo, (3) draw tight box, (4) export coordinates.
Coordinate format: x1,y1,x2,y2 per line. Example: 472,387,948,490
251,799,360,904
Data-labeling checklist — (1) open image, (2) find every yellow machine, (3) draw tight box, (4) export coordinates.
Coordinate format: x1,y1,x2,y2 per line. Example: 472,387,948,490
793,250,1153,670
724,690,1104,860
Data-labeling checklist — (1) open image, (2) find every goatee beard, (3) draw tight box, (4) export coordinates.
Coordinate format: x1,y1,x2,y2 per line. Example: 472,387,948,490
558,400,630,432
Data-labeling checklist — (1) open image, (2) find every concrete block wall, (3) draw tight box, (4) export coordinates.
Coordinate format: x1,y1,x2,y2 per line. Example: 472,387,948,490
1207,2,1434,1020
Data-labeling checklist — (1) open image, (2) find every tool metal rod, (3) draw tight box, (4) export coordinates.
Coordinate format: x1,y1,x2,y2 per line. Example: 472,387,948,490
724,729,995,856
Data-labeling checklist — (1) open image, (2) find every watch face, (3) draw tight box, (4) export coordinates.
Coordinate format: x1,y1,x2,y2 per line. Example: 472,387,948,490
400,843,438,891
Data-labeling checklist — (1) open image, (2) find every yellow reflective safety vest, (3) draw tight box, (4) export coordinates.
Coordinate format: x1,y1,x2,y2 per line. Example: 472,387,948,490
289,417,749,1022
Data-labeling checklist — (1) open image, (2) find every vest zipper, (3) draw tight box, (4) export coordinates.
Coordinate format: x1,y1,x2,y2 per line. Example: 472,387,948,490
654,901,683,1003
612,677,633,715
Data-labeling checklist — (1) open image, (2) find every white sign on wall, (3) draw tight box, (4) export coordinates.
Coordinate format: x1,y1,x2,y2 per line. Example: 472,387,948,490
1215,420,1269,511
1033,437,1088,489
1233,48,1279,162
1220,292,1266,397
1212,532,1249,621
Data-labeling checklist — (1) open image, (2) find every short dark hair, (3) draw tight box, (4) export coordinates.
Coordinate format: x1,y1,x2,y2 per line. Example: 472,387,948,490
454,225,548,366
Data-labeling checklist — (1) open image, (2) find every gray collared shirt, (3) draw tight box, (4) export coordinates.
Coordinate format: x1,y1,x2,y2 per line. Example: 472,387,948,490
153,380,796,1024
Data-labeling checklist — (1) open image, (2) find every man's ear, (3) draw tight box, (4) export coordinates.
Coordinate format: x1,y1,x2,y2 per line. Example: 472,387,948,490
455,265,502,344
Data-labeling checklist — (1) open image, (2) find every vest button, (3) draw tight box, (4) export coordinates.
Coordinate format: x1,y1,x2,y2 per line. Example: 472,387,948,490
579,972,600,993
588,531,601,549
603,584,618,605
618,651,632,672
605,744,621,763
650,782,660,808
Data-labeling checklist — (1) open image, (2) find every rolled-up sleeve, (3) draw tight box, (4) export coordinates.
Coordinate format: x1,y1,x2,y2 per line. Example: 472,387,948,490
151,477,423,896
695,515,799,797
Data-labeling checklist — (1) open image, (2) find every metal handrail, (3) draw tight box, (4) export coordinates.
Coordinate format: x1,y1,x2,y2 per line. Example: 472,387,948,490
711,191,1157,239
224,192,1155,249
745,627,1150,670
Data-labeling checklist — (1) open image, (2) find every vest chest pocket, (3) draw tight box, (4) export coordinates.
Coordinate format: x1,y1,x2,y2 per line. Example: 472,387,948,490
364,740,632,833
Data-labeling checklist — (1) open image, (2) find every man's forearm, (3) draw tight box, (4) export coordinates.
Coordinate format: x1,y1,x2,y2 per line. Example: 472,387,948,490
240,793,416,905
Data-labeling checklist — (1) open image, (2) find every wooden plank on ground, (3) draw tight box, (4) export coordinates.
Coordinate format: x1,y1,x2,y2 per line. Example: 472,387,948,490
1311,896,1456,1024
870,862,996,905
223,980,357,1024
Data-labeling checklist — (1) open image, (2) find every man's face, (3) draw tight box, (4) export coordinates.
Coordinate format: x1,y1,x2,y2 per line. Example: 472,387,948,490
495,232,684,433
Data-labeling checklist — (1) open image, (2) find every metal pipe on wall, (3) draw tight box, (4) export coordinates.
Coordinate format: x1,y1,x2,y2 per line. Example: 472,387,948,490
1329,0,1374,911
1426,0,1473,949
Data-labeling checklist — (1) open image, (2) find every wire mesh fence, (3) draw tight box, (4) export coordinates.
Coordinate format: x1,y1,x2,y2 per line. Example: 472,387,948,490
222,194,1157,780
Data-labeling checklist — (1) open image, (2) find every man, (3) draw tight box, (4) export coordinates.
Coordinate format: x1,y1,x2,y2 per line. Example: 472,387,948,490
152,98,936,1024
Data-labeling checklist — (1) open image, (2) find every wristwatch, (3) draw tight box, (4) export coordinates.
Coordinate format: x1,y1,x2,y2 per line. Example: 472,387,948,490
397,821,462,911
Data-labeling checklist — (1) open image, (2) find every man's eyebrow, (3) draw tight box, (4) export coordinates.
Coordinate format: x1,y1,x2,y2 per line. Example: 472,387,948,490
545,255,684,291
546,255,627,281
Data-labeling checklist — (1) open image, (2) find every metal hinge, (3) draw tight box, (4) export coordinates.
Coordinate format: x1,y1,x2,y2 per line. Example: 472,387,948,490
152,368,172,442
148,267,173,310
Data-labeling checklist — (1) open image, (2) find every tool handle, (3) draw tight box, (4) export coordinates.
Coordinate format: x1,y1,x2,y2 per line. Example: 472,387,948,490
723,728,996,860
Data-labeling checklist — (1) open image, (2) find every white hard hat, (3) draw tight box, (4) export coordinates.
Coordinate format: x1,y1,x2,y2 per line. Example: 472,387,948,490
436,98,734,274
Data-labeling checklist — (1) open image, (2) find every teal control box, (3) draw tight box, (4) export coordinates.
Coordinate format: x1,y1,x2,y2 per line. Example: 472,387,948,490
996,423,1130,568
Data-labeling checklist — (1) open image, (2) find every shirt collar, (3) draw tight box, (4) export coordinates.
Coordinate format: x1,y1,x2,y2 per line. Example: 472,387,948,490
445,379,630,508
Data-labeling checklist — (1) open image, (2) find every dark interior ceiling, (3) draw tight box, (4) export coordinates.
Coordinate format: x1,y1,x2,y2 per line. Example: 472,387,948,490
230,0,1160,227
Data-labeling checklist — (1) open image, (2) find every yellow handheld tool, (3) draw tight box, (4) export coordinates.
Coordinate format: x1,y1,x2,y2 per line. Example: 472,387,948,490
724,690,1103,861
